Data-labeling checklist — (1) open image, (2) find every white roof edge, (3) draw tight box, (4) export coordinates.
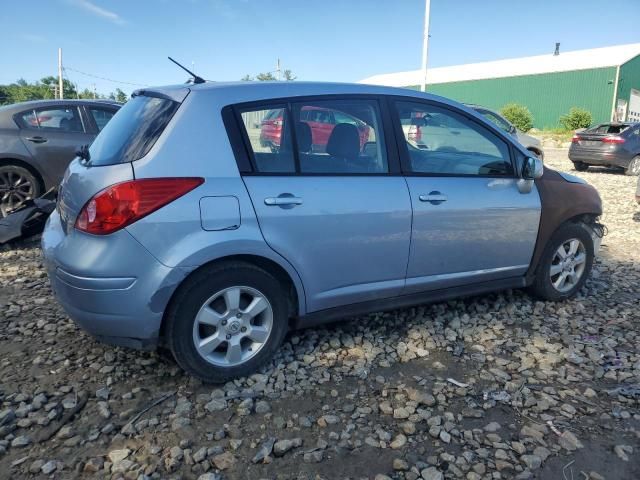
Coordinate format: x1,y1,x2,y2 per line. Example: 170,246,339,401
360,43,640,87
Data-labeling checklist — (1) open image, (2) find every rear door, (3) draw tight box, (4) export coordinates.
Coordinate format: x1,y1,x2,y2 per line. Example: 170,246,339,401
17,105,95,185
392,99,541,294
233,96,412,313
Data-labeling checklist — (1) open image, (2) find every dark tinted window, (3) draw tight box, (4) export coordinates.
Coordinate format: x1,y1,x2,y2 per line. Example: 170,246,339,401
586,124,630,134
88,95,179,166
396,101,513,176
18,106,83,132
88,107,116,132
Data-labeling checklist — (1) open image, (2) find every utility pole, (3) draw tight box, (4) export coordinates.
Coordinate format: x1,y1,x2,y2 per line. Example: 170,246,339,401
420,0,431,92
92,84,96,99
58,48,64,99
276,58,281,81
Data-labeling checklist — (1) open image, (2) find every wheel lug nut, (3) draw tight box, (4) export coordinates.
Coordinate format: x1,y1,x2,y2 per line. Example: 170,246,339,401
236,313,242,318
221,320,227,326
226,334,231,340
241,327,247,332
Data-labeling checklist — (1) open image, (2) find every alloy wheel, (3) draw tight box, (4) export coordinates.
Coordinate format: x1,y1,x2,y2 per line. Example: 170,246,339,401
0,169,35,216
192,286,273,367
549,238,587,293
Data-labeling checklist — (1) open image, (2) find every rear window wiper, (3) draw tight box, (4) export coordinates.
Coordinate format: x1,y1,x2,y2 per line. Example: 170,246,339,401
76,144,91,164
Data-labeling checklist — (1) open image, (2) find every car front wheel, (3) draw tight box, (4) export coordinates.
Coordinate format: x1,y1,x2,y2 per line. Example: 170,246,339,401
165,261,289,383
531,223,594,301
573,162,589,172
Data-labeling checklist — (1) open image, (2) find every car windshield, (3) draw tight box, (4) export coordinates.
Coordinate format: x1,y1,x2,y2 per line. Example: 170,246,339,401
88,95,179,166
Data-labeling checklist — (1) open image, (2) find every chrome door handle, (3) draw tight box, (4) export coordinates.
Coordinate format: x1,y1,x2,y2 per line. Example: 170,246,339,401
264,196,303,206
26,136,47,143
419,191,447,205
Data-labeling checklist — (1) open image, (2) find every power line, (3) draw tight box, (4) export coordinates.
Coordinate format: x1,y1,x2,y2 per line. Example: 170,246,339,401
63,66,146,87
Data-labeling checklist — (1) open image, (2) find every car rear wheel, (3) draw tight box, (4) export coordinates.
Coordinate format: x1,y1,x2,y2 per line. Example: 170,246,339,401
530,223,594,301
165,261,289,383
573,162,589,172
0,164,41,217
625,156,640,176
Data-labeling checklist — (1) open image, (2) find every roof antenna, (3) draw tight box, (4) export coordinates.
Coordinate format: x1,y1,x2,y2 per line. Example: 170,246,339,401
554,42,560,56
168,56,205,84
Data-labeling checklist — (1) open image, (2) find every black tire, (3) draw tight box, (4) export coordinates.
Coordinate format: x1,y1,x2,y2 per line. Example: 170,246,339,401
625,155,640,176
0,164,41,217
164,261,289,383
530,223,594,301
573,161,589,172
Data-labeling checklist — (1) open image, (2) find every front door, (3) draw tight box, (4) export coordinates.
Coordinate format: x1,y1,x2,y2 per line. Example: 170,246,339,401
238,97,412,312
17,105,95,185
393,100,541,294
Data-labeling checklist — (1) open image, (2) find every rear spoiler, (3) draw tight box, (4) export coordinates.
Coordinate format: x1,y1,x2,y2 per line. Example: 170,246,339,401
132,86,190,103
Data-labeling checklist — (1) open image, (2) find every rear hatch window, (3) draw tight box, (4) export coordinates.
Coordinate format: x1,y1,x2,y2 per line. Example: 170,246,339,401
88,95,179,166
585,124,629,134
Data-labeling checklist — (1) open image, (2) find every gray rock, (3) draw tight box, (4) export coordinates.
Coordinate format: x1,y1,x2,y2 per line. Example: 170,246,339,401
558,431,584,451
421,466,444,480
41,460,58,475
303,450,324,463
521,454,542,470
205,398,227,412
273,438,303,456
95,387,110,400
252,437,276,463
255,400,271,414
614,445,633,462
10,435,31,448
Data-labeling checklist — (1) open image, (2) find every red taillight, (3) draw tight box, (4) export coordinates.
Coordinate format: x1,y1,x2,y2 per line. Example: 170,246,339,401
75,177,203,235
571,134,581,143
602,136,625,144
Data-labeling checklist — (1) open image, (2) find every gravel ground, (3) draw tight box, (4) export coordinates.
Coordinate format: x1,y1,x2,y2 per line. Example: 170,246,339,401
0,148,638,480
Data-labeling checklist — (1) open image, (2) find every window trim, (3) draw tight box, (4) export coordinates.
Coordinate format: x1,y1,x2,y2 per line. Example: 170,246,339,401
222,94,401,177
388,96,519,179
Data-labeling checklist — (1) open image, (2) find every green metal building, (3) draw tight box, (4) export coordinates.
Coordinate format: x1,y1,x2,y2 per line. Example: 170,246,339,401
361,44,640,129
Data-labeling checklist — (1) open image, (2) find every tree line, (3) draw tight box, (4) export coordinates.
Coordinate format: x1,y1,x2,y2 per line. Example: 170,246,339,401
0,77,128,105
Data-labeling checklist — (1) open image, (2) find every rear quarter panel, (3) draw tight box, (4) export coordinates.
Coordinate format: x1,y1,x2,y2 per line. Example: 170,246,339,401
125,90,307,314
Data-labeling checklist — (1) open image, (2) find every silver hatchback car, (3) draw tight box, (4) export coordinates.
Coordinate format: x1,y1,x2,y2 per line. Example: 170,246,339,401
42,82,603,382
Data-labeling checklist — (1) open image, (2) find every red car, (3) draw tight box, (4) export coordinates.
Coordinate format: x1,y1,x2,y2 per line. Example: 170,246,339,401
260,106,370,152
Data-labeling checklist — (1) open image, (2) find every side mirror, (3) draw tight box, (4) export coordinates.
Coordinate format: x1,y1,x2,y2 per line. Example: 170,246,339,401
522,156,543,180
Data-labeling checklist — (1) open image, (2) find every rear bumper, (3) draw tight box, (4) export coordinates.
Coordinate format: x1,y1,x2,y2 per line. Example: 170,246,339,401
568,148,632,168
42,210,191,348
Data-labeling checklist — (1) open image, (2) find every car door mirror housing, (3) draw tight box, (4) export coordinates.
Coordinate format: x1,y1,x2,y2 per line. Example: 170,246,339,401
522,156,543,180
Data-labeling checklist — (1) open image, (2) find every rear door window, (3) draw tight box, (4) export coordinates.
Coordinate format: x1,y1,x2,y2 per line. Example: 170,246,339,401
235,99,388,175
17,106,84,132
88,95,179,166
292,100,387,174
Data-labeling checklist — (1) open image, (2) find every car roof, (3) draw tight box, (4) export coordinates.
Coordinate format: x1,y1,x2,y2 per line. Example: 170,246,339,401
136,81,467,109
0,98,121,114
